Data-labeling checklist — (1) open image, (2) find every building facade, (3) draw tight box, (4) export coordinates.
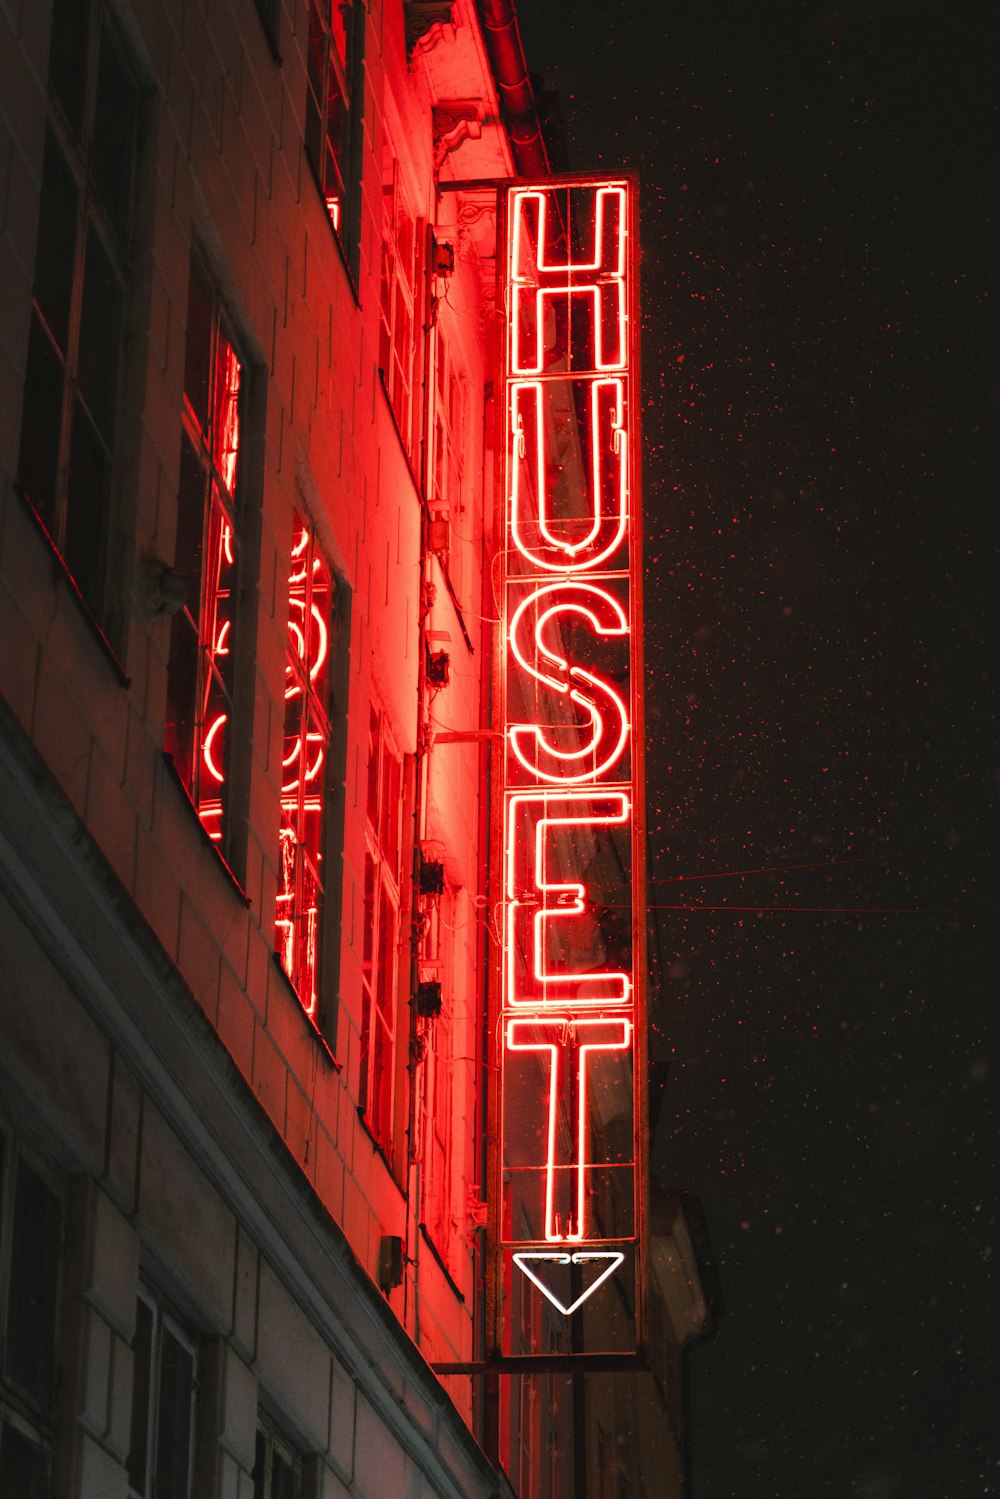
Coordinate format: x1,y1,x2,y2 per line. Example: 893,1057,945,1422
0,0,706,1494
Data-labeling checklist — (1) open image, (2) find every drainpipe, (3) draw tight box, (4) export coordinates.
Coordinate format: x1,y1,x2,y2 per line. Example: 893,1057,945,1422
474,0,551,178
404,227,438,1342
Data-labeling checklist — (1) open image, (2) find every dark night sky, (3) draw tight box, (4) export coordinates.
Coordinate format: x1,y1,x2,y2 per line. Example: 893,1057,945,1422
513,2,999,1494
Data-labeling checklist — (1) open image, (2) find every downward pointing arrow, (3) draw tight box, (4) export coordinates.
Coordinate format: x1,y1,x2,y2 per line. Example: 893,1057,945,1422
513,1251,625,1315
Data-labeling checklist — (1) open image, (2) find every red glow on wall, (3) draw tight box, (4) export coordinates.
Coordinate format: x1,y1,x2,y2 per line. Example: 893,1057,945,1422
493,176,644,1355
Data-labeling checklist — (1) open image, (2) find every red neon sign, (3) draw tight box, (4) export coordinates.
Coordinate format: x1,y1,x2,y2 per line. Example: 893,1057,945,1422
492,177,644,1358
506,1016,632,1243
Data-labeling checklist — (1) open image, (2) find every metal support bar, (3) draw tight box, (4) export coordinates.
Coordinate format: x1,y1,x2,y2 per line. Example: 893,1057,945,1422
436,178,505,193
432,729,503,744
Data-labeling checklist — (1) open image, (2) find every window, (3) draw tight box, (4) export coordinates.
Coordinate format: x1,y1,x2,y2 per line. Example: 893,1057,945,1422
420,888,455,1258
164,253,244,848
360,706,403,1151
431,336,466,518
253,1421,300,1499
276,514,335,1015
429,333,467,603
17,0,141,626
304,0,355,236
0,1413,48,1499
0,1140,62,1495
126,1288,197,1499
379,145,423,457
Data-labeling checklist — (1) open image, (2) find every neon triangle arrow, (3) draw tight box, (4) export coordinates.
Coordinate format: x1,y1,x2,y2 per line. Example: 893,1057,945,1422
513,1251,625,1315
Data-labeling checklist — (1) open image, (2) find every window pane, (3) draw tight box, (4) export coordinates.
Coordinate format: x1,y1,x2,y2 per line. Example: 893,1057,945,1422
33,129,78,354
276,803,297,976
297,854,322,1014
272,1448,298,1499
0,1419,47,1499
366,708,380,826
65,397,110,613
323,91,346,212
48,0,89,136
173,433,207,626
204,491,238,704
170,257,248,851
305,541,333,703
303,705,326,855
5,1158,61,1406
126,1298,153,1495
165,610,200,789
183,260,213,435
253,1430,267,1499
380,749,400,876
281,664,306,799
396,213,413,286
362,852,375,982
18,314,65,528
77,224,123,444
378,245,393,377
329,0,348,70
372,1001,393,1145
199,662,229,841
276,515,331,1008
154,1327,194,1499
211,331,241,496
376,883,394,1021
305,1,326,122
92,23,138,245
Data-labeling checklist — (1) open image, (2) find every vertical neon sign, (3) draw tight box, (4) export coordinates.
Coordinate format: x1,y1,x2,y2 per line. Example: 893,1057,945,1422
491,177,645,1360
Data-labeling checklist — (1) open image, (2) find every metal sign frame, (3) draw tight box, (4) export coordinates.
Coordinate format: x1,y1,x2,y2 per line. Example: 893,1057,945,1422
484,173,647,1370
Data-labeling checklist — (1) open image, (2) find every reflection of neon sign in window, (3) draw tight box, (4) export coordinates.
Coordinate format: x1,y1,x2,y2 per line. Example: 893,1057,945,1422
275,514,334,1015
165,255,242,847
495,179,642,1335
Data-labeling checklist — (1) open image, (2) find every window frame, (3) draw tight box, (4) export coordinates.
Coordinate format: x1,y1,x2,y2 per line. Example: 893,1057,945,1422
126,1284,198,1499
419,886,457,1263
430,331,468,518
253,1417,302,1499
275,511,337,1018
359,704,405,1157
378,147,425,461
164,248,251,864
304,0,360,249
16,0,143,638
0,1133,63,1495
